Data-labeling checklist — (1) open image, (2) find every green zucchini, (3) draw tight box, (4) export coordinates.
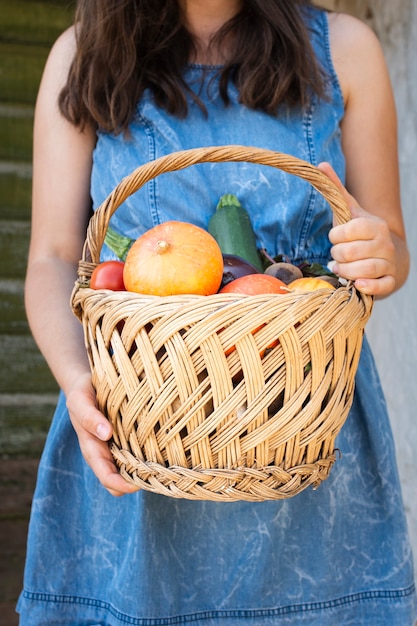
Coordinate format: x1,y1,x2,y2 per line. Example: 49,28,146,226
208,194,263,271
104,225,134,260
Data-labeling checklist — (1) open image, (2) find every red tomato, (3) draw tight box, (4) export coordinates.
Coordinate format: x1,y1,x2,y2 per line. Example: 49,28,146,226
219,273,288,295
90,261,126,291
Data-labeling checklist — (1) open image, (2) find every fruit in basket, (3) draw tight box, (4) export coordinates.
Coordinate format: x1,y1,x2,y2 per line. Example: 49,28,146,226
208,194,263,271
287,276,336,292
220,254,261,288
90,260,126,291
219,273,285,356
219,273,288,295
123,221,224,296
264,261,303,284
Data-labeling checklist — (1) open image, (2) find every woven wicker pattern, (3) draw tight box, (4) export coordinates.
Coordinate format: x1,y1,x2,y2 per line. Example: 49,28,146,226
71,146,373,501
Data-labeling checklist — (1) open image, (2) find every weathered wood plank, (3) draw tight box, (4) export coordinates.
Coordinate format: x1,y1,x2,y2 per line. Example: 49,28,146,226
0,173,32,221
0,393,57,457
0,220,30,279
0,115,33,163
0,279,28,334
0,335,58,394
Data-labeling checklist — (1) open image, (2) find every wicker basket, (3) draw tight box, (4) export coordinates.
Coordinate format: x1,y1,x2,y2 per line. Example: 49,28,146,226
71,145,373,502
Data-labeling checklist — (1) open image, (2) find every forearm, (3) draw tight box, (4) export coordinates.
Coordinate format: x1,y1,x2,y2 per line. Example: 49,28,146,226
25,256,91,395
389,231,410,296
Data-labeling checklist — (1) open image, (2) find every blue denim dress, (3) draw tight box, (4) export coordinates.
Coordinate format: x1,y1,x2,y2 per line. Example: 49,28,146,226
18,7,416,625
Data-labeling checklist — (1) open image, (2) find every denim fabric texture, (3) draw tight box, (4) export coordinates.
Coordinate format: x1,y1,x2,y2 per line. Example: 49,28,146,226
17,6,416,625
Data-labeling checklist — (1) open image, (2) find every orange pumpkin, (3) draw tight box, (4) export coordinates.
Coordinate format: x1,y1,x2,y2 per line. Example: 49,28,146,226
287,276,336,293
123,221,224,296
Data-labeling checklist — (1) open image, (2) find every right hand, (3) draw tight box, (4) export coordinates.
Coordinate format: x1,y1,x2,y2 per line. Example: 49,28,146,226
65,373,140,496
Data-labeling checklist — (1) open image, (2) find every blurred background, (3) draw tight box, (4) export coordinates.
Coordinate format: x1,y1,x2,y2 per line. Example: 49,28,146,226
0,1,416,624
0,2,74,622
321,0,417,588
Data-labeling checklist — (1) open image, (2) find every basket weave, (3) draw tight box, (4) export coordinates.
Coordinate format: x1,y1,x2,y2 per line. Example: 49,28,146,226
71,145,373,501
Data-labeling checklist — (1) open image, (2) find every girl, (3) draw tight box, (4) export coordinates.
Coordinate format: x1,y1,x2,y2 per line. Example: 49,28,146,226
18,1,416,624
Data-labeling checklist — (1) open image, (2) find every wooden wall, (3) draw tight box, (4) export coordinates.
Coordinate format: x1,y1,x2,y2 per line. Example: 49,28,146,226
0,2,74,458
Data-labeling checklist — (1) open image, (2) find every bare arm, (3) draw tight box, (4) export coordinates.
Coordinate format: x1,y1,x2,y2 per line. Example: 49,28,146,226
26,27,137,495
325,13,409,297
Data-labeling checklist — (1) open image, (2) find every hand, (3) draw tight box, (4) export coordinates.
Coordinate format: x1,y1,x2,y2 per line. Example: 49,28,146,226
65,373,140,496
318,162,396,297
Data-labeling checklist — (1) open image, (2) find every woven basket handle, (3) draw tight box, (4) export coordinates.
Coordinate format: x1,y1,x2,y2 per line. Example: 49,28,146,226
82,145,351,266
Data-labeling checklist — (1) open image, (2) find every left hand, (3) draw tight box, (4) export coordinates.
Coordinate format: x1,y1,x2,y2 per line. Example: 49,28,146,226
318,162,396,297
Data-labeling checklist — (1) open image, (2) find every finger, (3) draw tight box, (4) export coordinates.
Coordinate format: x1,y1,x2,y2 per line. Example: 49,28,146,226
93,456,140,497
330,255,396,297
317,161,361,211
80,433,140,496
65,381,140,495
330,256,391,282
353,274,396,297
67,393,113,441
329,212,385,248
329,218,375,247
330,236,387,266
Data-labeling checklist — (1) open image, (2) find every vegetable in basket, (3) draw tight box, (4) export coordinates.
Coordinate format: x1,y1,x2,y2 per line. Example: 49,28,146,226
90,260,126,291
208,194,263,271
123,220,224,296
220,253,261,288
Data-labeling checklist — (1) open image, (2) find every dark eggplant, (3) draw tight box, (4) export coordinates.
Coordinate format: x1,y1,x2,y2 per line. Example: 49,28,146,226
220,253,261,289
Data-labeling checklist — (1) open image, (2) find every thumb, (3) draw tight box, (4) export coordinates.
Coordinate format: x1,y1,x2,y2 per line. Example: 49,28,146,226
317,162,361,216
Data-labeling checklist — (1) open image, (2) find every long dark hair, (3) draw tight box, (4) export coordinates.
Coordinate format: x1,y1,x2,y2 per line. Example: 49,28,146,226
59,0,326,134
